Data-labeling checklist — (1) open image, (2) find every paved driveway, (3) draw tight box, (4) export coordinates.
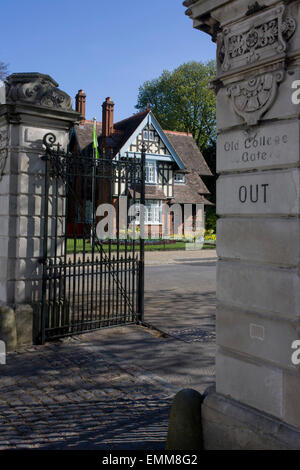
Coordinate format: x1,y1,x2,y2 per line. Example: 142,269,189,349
145,255,216,334
0,251,216,449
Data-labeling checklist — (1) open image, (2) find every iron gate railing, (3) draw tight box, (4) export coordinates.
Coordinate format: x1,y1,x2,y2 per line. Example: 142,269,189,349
38,133,145,343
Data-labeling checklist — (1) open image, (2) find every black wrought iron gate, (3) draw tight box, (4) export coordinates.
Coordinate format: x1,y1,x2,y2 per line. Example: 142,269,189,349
38,133,145,343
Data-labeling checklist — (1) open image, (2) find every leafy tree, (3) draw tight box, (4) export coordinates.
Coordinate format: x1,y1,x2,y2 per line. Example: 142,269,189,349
0,62,9,81
136,60,216,152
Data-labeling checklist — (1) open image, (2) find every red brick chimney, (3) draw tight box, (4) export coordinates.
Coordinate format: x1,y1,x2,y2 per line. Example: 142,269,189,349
75,89,86,120
102,97,114,137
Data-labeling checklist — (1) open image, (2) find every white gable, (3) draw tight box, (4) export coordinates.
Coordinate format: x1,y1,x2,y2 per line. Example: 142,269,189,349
129,123,171,157
118,112,185,170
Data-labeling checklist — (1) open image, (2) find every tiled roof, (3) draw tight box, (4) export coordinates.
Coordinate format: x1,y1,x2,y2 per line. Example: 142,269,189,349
112,109,150,155
173,184,213,205
186,170,210,195
173,172,212,205
164,131,212,176
74,109,150,155
166,132,212,175
75,121,102,151
129,185,167,200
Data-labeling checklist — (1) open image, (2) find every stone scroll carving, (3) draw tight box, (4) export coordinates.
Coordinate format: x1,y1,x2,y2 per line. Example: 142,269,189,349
0,127,8,181
218,5,296,72
5,73,73,111
227,70,284,125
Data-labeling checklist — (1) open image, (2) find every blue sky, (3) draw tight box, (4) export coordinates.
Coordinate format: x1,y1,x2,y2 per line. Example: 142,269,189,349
2,0,216,122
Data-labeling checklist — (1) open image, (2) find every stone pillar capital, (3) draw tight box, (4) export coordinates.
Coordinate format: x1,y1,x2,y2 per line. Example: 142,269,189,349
3,73,81,124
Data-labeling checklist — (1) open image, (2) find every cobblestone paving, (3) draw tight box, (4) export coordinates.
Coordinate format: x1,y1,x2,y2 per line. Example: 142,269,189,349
0,336,172,450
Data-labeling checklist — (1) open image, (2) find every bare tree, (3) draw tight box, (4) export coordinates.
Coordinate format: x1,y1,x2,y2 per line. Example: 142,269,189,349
0,62,9,81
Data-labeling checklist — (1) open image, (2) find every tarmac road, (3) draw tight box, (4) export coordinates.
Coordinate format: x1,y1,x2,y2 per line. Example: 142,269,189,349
144,254,216,334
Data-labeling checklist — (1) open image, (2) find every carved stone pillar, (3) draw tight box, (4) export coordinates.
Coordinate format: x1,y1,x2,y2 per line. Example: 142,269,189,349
185,0,300,449
0,73,80,348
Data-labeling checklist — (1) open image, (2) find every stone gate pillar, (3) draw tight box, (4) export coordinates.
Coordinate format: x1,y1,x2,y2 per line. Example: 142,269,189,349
184,0,300,449
0,73,80,348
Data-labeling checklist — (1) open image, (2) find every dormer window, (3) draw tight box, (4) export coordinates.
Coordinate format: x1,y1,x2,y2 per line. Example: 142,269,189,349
174,173,185,184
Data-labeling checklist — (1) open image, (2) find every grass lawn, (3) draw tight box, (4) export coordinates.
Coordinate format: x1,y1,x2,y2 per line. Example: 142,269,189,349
66,239,215,253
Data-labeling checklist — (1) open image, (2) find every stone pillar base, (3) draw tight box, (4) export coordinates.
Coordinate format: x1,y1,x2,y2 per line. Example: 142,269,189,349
202,391,300,450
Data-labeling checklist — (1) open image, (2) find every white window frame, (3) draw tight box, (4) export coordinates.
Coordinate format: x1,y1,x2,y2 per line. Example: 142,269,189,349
146,200,162,224
145,160,157,184
148,130,155,141
174,172,185,184
131,200,162,225
130,202,140,225
142,129,155,141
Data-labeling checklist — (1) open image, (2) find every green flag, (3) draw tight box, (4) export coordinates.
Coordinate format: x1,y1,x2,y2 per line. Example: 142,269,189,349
92,118,99,159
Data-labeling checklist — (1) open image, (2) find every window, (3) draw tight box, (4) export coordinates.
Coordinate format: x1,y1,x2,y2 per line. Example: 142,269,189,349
146,161,157,183
142,129,155,141
129,203,140,224
148,130,154,141
146,200,162,224
131,200,162,224
174,172,185,184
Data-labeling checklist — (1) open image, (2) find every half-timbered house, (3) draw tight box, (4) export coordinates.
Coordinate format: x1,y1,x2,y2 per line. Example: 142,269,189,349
69,90,212,239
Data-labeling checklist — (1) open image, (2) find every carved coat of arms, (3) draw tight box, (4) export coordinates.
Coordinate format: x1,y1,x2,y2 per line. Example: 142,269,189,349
218,5,296,73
